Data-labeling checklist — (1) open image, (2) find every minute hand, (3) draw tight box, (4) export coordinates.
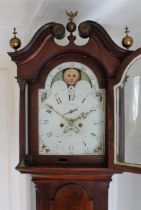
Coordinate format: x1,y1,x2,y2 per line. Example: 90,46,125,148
46,104,70,123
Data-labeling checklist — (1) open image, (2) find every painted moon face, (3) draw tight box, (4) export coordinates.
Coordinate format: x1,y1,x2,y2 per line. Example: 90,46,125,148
62,68,81,85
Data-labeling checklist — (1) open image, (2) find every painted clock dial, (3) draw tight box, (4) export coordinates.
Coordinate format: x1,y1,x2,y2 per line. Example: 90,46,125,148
38,62,105,155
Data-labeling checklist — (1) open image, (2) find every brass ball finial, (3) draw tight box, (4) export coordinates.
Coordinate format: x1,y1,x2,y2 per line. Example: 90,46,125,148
66,11,78,34
9,27,21,51
122,26,133,49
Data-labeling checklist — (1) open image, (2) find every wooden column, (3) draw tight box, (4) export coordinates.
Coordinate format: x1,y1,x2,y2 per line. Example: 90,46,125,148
17,78,27,167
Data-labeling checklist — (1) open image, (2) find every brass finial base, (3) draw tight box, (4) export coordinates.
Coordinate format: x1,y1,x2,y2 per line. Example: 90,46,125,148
9,27,21,51
78,21,92,38
52,23,65,40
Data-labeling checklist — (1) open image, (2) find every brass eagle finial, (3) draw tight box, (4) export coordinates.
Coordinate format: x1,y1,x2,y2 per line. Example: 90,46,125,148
66,11,78,22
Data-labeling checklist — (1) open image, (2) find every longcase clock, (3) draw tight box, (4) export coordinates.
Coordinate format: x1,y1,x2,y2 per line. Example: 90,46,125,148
8,14,141,210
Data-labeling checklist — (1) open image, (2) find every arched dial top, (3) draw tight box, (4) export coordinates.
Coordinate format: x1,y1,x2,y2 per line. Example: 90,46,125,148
38,62,105,155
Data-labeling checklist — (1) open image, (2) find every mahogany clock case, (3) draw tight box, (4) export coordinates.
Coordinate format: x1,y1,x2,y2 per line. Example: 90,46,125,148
8,20,141,210
8,21,141,173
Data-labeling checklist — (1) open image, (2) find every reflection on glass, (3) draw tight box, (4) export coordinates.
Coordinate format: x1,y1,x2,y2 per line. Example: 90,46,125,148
115,56,141,165
132,76,140,121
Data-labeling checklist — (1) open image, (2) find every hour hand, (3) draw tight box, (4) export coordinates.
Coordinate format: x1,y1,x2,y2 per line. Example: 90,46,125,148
64,108,78,115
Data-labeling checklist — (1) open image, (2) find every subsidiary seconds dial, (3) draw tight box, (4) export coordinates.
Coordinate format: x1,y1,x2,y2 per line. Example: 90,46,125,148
38,62,105,155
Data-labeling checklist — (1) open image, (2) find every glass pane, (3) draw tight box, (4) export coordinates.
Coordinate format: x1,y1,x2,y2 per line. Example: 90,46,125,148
115,56,141,165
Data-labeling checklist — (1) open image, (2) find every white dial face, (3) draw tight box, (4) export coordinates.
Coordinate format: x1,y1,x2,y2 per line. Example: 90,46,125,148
38,62,105,155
